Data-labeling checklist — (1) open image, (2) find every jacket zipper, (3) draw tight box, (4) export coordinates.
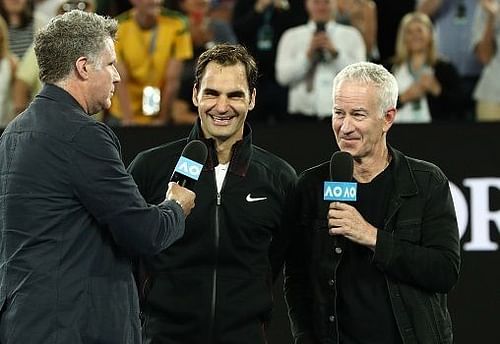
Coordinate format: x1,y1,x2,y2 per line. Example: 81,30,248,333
208,192,222,342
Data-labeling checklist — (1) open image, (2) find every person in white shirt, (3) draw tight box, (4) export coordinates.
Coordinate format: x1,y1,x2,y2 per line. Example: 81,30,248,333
472,0,500,121
275,0,366,119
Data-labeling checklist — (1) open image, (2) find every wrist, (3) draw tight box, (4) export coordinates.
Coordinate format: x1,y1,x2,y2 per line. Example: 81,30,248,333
172,199,184,212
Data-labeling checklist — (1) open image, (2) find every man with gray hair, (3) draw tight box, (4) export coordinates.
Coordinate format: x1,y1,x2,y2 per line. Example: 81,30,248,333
0,10,195,344
284,61,460,343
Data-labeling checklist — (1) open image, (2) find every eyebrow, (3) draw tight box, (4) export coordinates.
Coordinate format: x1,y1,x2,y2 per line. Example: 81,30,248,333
351,107,369,113
227,90,246,97
203,88,246,98
202,88,219,95
333,106,369,114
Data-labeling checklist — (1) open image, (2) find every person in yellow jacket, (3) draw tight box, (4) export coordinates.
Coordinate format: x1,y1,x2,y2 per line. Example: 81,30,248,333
109,0,193,126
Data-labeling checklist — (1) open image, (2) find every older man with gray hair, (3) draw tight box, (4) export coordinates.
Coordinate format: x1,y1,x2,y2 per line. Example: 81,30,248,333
284,61,460,344
0,10,195,344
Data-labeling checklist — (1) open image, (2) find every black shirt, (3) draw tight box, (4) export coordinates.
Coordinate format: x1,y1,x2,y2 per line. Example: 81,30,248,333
336,161,403,343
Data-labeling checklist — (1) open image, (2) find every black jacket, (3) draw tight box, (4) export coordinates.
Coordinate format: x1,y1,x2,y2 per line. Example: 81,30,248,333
128,121,297,343
0,84,185,344
284,147,460,344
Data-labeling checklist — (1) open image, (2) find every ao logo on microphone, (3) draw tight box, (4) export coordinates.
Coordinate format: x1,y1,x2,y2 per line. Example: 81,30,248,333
174,156,203,181
323,181,357,202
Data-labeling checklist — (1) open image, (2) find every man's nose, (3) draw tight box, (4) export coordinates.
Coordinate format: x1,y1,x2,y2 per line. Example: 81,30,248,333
340,116,355,133
113,65,121,83
215,96,229,113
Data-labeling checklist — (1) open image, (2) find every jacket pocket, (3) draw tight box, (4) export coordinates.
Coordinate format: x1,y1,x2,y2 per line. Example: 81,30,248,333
394,219,422,243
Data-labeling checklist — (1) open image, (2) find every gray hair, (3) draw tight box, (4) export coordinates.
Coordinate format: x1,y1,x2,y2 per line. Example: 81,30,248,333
34,10,118,84
332,62,398,117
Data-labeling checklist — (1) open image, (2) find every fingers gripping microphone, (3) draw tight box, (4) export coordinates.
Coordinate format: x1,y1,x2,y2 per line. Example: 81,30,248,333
324,151,357,202
170,140,208,190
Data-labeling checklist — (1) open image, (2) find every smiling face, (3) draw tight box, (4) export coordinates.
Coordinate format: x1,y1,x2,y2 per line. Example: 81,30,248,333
332,80,394,161
192,61,255,146
404,19,432,55
86,37,120,114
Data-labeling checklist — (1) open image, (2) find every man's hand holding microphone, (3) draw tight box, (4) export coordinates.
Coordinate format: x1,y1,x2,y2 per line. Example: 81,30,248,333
166,182,196,217
325,151,377,250
166,140,209,217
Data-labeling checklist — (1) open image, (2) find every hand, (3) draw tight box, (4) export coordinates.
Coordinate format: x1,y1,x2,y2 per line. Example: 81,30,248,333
307,32,337,62
327,202,377,249
401,82,425,103
418,73,441,96
166,182,196,216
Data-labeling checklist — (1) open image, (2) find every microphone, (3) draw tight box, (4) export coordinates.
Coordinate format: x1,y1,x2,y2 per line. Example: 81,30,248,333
324,151,357,246
170,140,208,190
324,151,357,202
314,21,329,63
330,150,353,183
316,21,326,33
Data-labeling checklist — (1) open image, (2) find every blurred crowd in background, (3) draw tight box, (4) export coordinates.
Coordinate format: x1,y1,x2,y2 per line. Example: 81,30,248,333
1,0,500,128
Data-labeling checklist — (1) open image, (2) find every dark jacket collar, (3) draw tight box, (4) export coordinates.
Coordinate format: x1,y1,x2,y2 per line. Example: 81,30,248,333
38,83,87,115
389,145,418,197
187,119,253,177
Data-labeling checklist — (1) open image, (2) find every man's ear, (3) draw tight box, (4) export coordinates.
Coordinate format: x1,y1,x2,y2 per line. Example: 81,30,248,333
383,107,396,132
248,88,256,111
75,56,90,80
192,84,199,107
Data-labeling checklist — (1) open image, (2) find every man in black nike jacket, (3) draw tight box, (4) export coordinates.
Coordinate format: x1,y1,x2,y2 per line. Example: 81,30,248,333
128,43,297,343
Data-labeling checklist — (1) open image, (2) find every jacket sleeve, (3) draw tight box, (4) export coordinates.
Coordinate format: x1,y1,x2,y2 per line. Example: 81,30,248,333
373,168,461,293
69,122,185,256
268,165,298,282
283,175,317,342
275,28,311,86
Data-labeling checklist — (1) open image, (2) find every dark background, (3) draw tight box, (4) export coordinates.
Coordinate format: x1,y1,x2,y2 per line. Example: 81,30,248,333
112,121,499,344
3,121,497,343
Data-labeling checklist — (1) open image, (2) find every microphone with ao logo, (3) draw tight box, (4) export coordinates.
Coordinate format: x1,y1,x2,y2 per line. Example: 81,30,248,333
170,140,208,190
324,151,357,245
324,151,357,202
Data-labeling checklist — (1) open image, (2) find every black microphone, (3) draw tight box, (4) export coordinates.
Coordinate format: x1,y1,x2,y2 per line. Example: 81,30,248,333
314,21,328,63
324,151,357,204
170,140,208,190
330,151,353,182
325,151,356,246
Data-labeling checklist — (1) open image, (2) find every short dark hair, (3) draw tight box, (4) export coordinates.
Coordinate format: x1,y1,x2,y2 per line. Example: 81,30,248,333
194,44,258,92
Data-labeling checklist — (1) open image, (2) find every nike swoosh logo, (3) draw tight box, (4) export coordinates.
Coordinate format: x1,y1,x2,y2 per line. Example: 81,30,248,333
246,194,268,202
